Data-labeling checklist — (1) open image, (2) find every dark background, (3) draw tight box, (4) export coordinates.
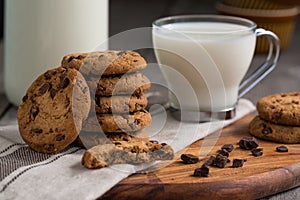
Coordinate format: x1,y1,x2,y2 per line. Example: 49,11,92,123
0,0,218,39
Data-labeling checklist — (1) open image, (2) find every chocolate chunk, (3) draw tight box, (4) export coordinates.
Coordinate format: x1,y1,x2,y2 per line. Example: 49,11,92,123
60,77,70,89
22,95,28,102
56,134,65,141
217,149,229,157
50,88,57,99
194,165,209,177
232,159,246,168
38,83,51,95
213,154,228,168
239,136,259,150
251,148,264,157
202,156,216,167
44,72,51,80
276,145,288,152
32,128,43,134
30,106,39,119
221,144,234,153
181,154,199,164
262,126,273,134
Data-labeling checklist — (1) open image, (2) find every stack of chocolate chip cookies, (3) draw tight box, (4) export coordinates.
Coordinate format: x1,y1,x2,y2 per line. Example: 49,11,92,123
61,50,152,136
61,50,174,168
249,92,300,144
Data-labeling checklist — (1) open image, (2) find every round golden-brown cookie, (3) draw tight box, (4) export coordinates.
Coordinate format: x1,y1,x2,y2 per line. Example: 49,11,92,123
61,50,147,76
87,72,151,96
91,93,148,113
257,92,300,126
17,67,91,154
249,116,300,144
83,109,151,133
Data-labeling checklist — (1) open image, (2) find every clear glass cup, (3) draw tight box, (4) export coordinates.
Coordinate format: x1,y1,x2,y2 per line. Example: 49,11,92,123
152,15,280,122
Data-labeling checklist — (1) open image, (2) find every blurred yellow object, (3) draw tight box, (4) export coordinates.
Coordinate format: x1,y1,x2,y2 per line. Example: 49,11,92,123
217,2,299,52
222,0,293,10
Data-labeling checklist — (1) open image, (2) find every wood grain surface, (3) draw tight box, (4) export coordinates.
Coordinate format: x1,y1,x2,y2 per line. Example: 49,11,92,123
100,115,300,200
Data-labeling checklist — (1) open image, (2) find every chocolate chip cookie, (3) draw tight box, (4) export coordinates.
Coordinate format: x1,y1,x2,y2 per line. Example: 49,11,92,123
75,130,149,149
249,116,300,144
257,92,300,126
87,72,151,96
91,93,148,113
61,50,147,76
83,109,151,133
82,138,174,169
17,67,91,154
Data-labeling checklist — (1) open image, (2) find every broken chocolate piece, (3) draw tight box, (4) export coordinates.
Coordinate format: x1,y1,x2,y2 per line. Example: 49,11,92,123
232,159,246,168
217,149,229,157
213,154,228,168
194,165,209,177
181,154,199,164
202,156,216,168
251,148,263,157
221,144,234,153
239,136,259,150
276,145,288,152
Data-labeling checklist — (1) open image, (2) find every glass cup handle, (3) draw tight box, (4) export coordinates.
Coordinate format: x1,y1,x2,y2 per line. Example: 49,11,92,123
238,28,281,99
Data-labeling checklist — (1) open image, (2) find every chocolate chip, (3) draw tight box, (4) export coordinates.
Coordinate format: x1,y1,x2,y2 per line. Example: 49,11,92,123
202,156,216,167
276,145,288,152
217,149,229,157
161,143,167,146
239,136,259,150
50,88,57,99
44,72,51,80
32,128,43,134
30,106,39,119
56,134,65,141
262,126,273,134
292,100,299,104
133,59,138,62
113,141,122,145
22,95,28,102
213,154,228,168
251,148,264,157
38,83,51,95
194,165,209,177
49,128,54,133
67,56,75,63
221,144,234,153
232,159,246,168
181,154,199,164
60,77,70,89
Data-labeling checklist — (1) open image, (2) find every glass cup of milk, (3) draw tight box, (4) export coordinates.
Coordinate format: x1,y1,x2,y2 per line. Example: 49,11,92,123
152,15,280,122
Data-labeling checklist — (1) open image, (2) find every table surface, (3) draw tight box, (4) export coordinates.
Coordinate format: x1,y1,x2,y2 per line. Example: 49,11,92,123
0,1,299,198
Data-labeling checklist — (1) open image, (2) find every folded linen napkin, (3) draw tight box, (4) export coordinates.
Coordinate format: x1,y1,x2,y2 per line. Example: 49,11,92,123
0,99,255,200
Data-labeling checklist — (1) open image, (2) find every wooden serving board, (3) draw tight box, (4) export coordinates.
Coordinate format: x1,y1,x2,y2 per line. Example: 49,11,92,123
100,115,300,200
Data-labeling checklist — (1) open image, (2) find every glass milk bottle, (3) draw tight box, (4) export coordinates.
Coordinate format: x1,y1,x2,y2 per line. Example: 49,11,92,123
4,0,108,106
